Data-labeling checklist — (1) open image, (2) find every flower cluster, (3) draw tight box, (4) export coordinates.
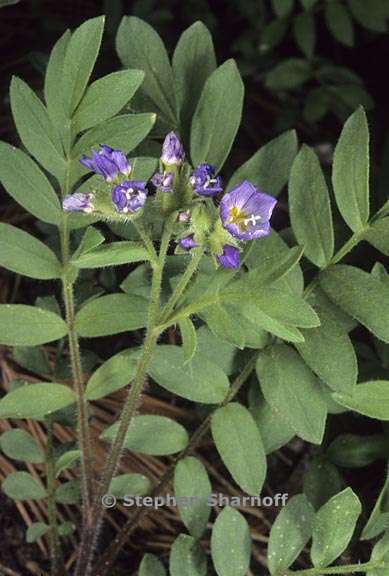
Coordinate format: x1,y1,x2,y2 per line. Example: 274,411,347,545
62,132,276,269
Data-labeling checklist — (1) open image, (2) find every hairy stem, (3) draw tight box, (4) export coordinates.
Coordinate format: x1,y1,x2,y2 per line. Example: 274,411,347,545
74,214,175,576
46,420,62,576
93,354,258,576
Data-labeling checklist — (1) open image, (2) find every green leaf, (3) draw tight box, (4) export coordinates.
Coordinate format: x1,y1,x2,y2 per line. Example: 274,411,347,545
44,30,71,142
174,457,211,538
368,532,389,576
2,471,46,500
72,226,105,259
326,2,354,47
211,403,267,496
256,344,327,444
265,59,311,90
0,142,61,225
348,0,387,33
148,345,230,403
10,76,65,182
190,59,244,171
173,21,216,133
116,16,177,125
178,318,197,363
304,456,344,510
58,521,75,537
296,302,357,394
102,415,188,455
300,0,319,8
109,473,151,497
55,450,81,477
211,507,251,576
289,145,334,268
227,130,298,197
365,217,389,256
0,429,45,463
332,107,370,232
362,468,389,540
71,113,156,184
249,386,295,454
0,383,76,419
0,223,61,279
311,488,362,567
327,434,388,468
139,554,166,576
334,381,389,420
272,0,294,17
62,16,105,114
86,349,139,400
55,480,81,504
75,294,148,337
73,70,144,133
170,534,207,576
72,241,150,268
267,494,315,575
0,305,67,346
196,325,238,375
26,522,49,543
293,12,316,58
320,265,389,343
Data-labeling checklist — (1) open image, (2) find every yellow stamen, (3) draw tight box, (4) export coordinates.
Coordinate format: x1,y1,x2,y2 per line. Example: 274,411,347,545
228,206,248,231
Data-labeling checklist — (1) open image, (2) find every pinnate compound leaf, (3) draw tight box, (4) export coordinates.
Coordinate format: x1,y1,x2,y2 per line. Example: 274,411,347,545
190,59,244,171
227,130,298,196
0,142,61,225
256,344,327,444
170,534,207,576
0,429,45,463
289,144,334,268
0,305,67,346
174,457,211,538
333,381,389,421
102,415,188,455
211,403,267,496
332,107,370,232
211,507,251,576
320,265,389,343
0,383,76,419
75,294,148,337
116,16,177,124
267,494,315,574
2,471,46,501
0,223,61,279
149,345,229,404
311,488,362,567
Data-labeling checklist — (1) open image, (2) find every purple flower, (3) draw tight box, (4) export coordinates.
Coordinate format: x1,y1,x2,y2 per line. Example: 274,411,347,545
179,235,199,251
220,181,277,241
151,171,174,192
216,245,240,269
161,132,185,166
112,181,147,214
190,163,222,196
80,145,130,182
63,192,94,213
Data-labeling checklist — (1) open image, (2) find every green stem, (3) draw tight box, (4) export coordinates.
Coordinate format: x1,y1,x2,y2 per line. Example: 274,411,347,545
46,419,62,576
285,560,384,575
60,217,94,514
133,219,158,265
330,227,369,265
160,246,204,324
93,354,258,576
74,215,175,576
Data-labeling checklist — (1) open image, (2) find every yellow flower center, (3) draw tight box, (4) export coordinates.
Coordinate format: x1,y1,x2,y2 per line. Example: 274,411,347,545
228,206,248,231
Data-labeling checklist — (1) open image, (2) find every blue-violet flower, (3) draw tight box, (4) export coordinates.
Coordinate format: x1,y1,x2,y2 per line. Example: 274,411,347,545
80,145,130,182
112,181,147,214
161,132,185,165
151,171,174,193
190,163,222,196
216,245,240,269
63,192,94,213
220,180,276,241
179,235,199,251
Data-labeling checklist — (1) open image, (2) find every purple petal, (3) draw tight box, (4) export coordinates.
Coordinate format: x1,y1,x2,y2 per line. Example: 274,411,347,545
216,245,240,269
161,132,185,165
179,235,199,251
